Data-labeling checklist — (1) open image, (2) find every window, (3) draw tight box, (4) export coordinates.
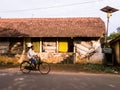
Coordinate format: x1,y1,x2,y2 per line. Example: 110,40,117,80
31,38,40,52
42,38,57,53
58,41,68,52
58,38,73,53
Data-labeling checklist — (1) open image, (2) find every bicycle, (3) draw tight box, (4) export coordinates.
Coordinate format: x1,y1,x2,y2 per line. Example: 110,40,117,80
20,56,50,74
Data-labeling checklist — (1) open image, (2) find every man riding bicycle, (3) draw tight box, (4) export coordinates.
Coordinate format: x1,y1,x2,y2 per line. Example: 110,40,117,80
27,43,38,69
20,43,50,74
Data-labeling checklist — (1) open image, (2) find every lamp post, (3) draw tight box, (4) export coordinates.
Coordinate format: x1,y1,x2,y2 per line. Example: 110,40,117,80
101,6,118,47
101,6,119,65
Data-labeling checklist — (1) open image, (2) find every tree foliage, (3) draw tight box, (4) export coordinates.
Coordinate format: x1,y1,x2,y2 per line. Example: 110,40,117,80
109,32,120,39
109,27,120,39
117,26,120,32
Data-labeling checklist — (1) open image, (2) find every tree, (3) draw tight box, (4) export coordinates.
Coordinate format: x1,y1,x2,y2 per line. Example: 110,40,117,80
117,26,120,32
109,27,120,39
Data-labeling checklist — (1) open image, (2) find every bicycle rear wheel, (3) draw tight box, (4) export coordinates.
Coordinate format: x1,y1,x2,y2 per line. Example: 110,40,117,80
20,61,31,74
39,62,50,74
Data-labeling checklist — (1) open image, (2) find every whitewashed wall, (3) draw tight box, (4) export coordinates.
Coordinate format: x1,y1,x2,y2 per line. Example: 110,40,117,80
75,40,104,63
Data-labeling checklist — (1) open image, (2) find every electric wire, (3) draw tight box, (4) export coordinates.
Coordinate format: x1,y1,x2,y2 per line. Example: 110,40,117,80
0,0,103,13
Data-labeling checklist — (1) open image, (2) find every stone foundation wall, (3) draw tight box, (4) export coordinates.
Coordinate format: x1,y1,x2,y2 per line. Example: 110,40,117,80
39,53,75,64
18,52,103,64
75,53,103,64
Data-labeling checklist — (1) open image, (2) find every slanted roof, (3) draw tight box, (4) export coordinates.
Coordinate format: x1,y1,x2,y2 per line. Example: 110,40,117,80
0,17,105,37
110,35,120,44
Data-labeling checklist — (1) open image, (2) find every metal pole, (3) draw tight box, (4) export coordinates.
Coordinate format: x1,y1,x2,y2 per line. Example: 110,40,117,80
105,13,111,47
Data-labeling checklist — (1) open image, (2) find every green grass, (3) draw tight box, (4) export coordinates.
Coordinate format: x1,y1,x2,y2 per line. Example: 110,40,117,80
50,63,120,74
1,61,120,74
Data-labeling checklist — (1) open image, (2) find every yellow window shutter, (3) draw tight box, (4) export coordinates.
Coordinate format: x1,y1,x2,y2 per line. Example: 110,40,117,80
32,42,40,52
59,41,68,52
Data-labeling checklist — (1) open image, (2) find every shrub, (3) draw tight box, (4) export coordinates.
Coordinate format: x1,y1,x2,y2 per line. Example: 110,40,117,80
0,61,5,65
0,55,19,65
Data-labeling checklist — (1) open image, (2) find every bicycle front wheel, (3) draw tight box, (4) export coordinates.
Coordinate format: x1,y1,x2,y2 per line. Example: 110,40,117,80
20,61,31,74
39,62,50,74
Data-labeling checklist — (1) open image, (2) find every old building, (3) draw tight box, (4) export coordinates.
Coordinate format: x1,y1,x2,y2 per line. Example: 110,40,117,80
0,17,105,63
110,35,120,64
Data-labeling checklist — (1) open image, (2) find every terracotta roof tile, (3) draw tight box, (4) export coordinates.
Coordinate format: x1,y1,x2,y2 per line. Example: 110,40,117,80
0,17,105,37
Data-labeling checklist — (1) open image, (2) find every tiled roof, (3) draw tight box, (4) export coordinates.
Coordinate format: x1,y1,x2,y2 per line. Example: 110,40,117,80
0,17,105,37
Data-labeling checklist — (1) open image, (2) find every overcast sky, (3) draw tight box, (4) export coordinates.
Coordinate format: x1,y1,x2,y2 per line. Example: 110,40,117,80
0,0,119,35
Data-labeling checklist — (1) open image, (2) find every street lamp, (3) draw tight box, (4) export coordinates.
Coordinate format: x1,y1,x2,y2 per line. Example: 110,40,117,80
101,6,119,47
101,6,119,65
